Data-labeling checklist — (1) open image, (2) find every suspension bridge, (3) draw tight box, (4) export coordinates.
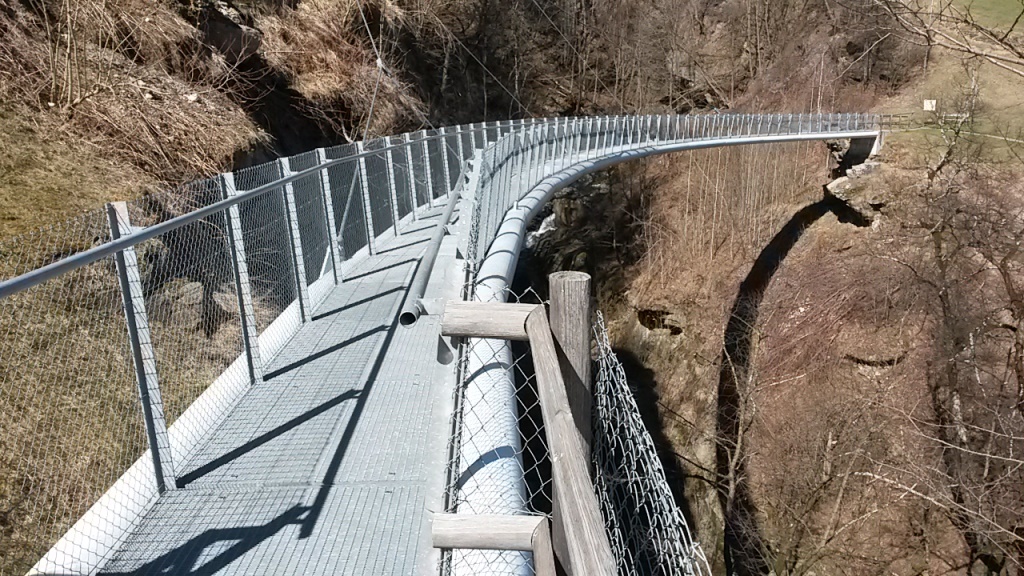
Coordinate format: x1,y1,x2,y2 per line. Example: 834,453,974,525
0,113,896,576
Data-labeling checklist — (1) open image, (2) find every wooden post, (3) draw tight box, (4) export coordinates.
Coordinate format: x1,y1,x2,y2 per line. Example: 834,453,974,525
107,201,176,493
526,306,615,576
432,514,556,576
549,271,593,453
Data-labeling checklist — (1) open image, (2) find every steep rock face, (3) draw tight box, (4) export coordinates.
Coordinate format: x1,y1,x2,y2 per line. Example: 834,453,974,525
198,3,263,66
825,161,887,224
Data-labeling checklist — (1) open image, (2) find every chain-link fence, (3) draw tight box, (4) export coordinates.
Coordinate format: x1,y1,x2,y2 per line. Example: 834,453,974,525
0,126,480,576
0,113,901,575
593,312,712,576
437,298,712,576
440,287,549,576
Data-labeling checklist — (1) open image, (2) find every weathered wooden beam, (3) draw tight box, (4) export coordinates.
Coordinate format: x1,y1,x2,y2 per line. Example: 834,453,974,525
525,306,616,576
549,272,593,452
547,271,593,572
440,301,538,340
431,513,555,576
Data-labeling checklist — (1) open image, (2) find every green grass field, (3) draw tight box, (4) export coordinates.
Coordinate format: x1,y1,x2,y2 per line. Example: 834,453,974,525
957,0,1024,28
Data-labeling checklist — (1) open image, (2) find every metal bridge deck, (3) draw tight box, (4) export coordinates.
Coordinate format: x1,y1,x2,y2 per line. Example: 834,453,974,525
98,205,458,576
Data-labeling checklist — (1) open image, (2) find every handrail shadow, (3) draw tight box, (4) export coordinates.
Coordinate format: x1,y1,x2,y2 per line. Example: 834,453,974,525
99,288,412,575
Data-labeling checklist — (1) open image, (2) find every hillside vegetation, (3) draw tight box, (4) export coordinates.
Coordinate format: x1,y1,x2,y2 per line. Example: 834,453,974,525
2,0,1024,574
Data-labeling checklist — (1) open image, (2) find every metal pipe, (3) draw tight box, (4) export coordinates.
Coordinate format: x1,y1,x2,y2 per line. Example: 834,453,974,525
399,173,466,326
0,123,494,300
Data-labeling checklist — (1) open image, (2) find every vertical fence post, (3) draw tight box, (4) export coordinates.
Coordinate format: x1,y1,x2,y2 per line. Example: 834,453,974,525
420,130,436,209
356,142,378,254
278,159,312,322
439,127,453,197
314,149,343,283
106,201,176,493
384,137,403,236
403,133,419,221
220,174,265,384
548,270,595,573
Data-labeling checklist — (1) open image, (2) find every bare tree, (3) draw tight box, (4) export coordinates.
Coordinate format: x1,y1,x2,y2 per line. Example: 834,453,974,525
872,0,1024,78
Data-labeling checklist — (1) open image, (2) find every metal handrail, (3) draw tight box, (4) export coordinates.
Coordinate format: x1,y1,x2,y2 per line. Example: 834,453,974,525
0,113,900,300
0,122,500,300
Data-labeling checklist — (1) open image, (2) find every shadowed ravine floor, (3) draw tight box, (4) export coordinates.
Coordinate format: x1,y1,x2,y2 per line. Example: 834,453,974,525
716,195,870,576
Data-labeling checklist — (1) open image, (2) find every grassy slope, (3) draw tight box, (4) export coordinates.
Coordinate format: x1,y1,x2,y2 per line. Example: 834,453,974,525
958,0,1024,27
0,111,152,241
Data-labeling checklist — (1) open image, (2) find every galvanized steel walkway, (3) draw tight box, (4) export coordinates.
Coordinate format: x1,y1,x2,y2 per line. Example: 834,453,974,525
98,204,461,576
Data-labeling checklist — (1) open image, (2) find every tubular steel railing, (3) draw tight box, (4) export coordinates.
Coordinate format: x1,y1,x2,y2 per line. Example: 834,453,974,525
0,113,898,576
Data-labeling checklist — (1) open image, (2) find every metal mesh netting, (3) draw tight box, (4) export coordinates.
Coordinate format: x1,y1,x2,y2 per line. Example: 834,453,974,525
0,115,905,575
410,131,433,208
286,151,332,285
445,130,463,191
460,129,476,162
389,135,415,220
593,312,712,576
440,287,550,576
438,294,712,576
232,162,298,333
363,138,396,238
324,143,370,260
425,129,449,200
0,212,145,576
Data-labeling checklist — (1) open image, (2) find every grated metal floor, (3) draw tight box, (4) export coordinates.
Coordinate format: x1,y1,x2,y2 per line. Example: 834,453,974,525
99,204,459,576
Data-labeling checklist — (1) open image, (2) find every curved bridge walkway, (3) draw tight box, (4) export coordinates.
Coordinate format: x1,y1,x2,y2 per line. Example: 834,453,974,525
101,207,460,575
3,113,896,576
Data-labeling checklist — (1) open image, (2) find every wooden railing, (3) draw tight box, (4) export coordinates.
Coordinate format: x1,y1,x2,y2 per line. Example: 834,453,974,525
436,271,614,575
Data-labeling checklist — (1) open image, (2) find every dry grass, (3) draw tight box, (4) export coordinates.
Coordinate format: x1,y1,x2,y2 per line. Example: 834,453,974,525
0,211,259,575
0,110,150,241
0,0,266,234
259,0,426,137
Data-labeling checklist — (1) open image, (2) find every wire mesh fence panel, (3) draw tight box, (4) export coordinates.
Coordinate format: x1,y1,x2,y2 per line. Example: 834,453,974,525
410,132,432,208
120,193,245,430
232,164,298,335
472,146,497,264
426,130,449,200
460,129,476,161
440,287,550,576
0,213,147,576
472,124,485,150
389,136,414,220
124,177,224,229
486,122,501,145
324,144,370,262
286,151,331,286
592,312,712,576
445,131,462,191
363,138,395,238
